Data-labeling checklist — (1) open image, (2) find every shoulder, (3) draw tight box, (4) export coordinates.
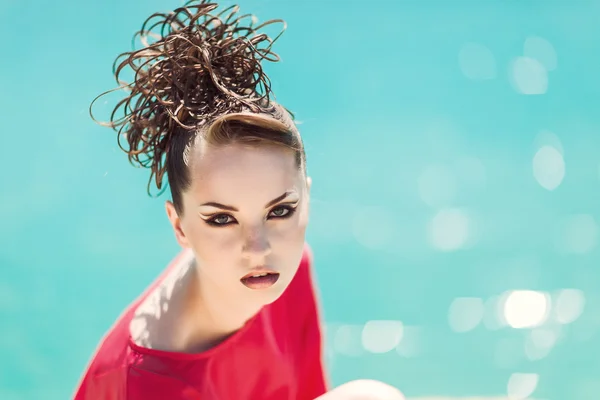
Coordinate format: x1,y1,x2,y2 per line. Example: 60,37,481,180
74,298,138,398
73,319,132,399
74,249,193,396
74,363,128,400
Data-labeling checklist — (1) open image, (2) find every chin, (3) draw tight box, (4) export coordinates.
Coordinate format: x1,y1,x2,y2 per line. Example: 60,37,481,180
262,290,286,306
265,284,289,305
248,280,289,307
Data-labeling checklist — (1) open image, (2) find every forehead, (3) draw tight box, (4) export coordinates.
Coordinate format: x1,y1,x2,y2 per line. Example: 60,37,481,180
188,142,302,198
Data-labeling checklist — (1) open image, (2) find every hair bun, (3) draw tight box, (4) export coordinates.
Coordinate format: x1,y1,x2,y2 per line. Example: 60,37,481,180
90,0,287,192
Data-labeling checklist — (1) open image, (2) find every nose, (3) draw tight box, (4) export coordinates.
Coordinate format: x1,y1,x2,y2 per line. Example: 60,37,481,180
242,226,272,260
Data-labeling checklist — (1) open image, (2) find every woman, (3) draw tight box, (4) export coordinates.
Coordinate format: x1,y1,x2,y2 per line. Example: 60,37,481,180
74,1,404,399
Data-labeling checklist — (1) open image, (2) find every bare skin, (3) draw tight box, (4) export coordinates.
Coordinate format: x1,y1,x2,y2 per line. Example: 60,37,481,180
129,141,404,399
131,142,310,353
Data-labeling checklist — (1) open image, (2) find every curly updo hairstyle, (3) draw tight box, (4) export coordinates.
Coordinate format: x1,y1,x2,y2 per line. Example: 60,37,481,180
91,0,305,215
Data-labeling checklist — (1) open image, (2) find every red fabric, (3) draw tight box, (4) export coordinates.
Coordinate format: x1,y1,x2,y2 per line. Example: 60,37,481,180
74,244,327,400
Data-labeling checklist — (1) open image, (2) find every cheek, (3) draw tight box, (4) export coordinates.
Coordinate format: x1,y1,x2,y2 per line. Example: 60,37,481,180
271,213,308,254
273,224,307,277
272,203,310,244
184,221,239,263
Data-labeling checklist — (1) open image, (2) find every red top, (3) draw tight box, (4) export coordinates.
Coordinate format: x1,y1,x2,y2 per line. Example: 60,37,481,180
74,244,327,400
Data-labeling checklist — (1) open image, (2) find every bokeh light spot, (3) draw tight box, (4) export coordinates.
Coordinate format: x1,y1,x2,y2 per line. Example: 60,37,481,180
503,290,550,329
448,297,484,333
532,145,565,190
510,56,548,95
361,320,404,354
507,373,539,400
333,324,364,357
525,327,559,361
429,208,470,252
395,326,421,358
555,288,585,324
534,130,563,155
524,36,557,71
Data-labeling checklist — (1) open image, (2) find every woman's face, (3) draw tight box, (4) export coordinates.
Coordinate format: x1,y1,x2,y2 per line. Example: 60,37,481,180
166,142,310,312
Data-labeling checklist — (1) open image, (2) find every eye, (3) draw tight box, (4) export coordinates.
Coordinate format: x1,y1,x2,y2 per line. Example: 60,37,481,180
207,214,235,226
268,205,296,219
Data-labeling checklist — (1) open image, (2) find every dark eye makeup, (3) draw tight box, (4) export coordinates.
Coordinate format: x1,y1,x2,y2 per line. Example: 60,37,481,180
204,204,297,227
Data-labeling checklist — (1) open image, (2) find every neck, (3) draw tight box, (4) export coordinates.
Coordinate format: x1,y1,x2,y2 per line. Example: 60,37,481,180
179,258,260,353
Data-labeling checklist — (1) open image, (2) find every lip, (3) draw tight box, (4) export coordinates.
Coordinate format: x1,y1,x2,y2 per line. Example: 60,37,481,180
241,267,278,280
240,267,280,290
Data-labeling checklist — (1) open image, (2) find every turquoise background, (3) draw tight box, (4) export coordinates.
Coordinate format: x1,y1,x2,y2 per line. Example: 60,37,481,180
2,0,600,398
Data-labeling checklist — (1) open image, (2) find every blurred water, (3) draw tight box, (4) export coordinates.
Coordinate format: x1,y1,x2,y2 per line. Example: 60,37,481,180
2,0,600,399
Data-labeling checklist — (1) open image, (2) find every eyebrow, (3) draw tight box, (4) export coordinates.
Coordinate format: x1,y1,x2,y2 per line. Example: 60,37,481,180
198,191,297,212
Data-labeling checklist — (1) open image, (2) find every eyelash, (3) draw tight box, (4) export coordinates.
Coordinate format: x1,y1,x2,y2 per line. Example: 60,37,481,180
205,205,297,227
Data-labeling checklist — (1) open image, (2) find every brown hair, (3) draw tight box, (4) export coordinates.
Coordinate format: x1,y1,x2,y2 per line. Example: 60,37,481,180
90,0,305,215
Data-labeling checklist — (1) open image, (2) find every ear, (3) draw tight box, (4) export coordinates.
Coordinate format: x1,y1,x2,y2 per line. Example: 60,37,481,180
165,201,191,248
